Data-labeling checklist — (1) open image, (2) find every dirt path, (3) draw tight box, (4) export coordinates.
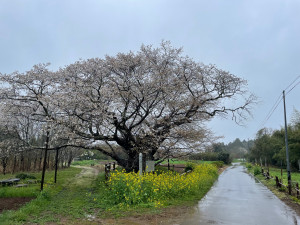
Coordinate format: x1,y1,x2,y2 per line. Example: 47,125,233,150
0,197,35,213
96,206,195,225
71,165,102,187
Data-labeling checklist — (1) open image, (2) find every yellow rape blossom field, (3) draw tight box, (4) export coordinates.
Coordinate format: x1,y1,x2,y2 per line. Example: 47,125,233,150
107,164,218,209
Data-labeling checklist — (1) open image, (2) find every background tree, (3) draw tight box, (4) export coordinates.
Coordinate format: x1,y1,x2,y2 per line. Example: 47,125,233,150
0,65,80,188
249,109,300,170
0,103,80,175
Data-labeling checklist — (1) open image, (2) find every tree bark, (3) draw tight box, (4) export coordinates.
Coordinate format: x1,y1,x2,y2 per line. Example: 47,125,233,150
54,148,59,183
2,157,8,175
12,155,17,174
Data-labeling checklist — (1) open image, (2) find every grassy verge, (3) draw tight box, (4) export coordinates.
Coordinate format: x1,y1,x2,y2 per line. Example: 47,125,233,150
245,163,300,204
0,163,220,224
0,167,83,224
71,159,100,166
246,163,300,185
71,159,116,166
0,167,82,198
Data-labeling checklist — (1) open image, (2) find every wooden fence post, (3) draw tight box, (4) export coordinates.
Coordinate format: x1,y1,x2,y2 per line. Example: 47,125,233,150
105,164,108,180
288,181,292,195
275,176,281,188
105,164,111,181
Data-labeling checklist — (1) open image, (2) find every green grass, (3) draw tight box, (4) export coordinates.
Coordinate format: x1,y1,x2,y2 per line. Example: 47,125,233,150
0,167,83,224
0,167,81,182
266,167,300,185
244,165,288,204
246,164,300,204
71,159,114,166
0,162,220,224
247,165,300,186
71,159,99,166
0,186,38,198
0,167,82,198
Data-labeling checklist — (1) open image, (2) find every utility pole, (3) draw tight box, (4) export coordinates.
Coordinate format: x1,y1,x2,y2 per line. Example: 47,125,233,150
283,90,292,195
41,125,50,191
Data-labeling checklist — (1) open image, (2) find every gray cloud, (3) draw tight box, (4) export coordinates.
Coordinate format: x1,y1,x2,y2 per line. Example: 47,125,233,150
1,0,299,143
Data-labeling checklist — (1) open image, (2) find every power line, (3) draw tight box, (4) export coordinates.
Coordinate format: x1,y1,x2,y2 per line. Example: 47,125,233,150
286,80,300,95
258,75,300,130
284,75,300,92
259,93,282,129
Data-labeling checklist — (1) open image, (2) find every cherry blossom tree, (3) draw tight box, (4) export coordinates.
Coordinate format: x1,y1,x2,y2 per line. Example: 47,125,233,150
0,64,70,189
50,41,255,171
0,42,255,172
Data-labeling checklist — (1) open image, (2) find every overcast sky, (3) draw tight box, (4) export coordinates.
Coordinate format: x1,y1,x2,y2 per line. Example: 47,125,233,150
1,0,300,144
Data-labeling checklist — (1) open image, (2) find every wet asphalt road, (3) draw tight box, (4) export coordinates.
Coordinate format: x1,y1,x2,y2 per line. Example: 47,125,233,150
181,163,300,225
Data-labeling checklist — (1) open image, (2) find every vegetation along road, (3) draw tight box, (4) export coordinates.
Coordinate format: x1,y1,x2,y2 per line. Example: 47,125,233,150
181,163,300,225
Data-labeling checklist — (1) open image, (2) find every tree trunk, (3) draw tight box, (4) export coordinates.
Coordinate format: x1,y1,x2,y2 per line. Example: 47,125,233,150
20,153,24,171
33,153,38,171
26,155,31,171
99,146,157,172
116,152,140,172
2,157,8,175
67,150,73,167
60,156,64,169
54,148,59,183
12,155,17,174
39,151,42,171
47,152,50,169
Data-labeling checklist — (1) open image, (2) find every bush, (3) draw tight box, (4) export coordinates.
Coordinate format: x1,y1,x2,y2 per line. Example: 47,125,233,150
245,163,253,170
189,152,218,161
185,162,196,172
16,173,37,180
253,166,261,176
279,186,287,192
211,161,224,168
189,151,231,164
217,152,231,164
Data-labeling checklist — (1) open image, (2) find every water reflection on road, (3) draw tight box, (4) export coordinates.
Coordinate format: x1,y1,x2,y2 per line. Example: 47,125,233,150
181,163,300,225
